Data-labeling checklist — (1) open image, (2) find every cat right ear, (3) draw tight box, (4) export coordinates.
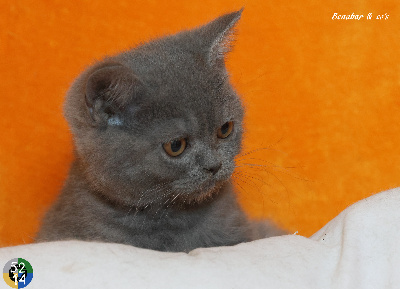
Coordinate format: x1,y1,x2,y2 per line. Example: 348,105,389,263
85,63,142,126
200,9,243,66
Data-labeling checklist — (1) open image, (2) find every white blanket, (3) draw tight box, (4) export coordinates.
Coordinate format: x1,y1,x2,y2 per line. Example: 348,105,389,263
1,188,399,289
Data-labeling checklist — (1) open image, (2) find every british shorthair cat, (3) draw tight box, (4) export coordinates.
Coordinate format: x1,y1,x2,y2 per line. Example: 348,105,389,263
36,9,285,252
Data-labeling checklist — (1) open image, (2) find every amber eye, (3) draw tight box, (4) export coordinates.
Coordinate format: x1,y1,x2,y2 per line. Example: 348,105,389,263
217,121,233,139
163,138,187,157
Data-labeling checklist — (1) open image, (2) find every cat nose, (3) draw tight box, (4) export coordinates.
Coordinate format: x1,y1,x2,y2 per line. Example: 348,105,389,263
204,162,222,175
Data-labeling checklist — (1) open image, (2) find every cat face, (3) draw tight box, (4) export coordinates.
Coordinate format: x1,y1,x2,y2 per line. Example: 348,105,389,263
64,10,244,207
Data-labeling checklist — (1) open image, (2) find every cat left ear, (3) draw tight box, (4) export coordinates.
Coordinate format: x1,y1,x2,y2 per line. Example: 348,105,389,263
85,63,142,126
200,9,243,66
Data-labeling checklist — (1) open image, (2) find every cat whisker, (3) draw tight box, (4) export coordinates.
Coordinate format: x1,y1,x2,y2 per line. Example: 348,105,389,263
236,147,276,160
236,163,310,182
233,152,306,207
123,181,172,226
233,171,271,193
136,182,171,205
236,157,298,169
232,171,279,207
153,192,174,218
169,193,180,204
234,176,265,208
233,170,270,187
231,175,265,205
236,137,284,160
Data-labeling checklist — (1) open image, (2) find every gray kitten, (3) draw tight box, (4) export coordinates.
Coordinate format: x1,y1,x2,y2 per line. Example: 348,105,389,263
36,10,285,252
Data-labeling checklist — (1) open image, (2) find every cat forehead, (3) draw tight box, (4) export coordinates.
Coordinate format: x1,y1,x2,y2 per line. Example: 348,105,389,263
118,46,233,107
120,44,217,91
133,92,236,127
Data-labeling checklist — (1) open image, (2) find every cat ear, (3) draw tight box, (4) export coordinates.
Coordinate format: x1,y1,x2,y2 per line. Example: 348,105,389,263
85,63,142,126
200,9,243,66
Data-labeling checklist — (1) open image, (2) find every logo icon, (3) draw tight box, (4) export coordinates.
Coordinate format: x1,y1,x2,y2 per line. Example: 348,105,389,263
3,258,33,288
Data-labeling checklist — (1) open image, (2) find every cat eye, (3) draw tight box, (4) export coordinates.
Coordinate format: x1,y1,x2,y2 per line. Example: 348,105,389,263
163,138,187,157
217,121,234,139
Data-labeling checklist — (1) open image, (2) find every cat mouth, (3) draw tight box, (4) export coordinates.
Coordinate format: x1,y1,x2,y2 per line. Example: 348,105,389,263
168,171,232,205
180,178,226,204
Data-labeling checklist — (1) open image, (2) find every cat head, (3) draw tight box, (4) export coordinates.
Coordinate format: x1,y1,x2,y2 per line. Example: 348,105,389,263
64,10,244,207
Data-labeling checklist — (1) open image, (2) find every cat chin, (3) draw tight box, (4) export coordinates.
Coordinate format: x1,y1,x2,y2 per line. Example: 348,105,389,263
178,180,226,205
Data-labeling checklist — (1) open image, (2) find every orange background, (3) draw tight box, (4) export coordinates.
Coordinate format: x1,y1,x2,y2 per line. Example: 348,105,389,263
1,0,400,247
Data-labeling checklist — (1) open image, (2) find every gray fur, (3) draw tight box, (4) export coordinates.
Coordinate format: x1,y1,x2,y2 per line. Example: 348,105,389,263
36,10,285,252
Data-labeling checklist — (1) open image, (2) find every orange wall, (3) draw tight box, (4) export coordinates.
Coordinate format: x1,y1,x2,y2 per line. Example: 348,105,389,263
1,0,400,247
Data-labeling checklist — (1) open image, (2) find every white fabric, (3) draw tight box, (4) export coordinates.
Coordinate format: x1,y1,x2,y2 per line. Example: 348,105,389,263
1,187,399,289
